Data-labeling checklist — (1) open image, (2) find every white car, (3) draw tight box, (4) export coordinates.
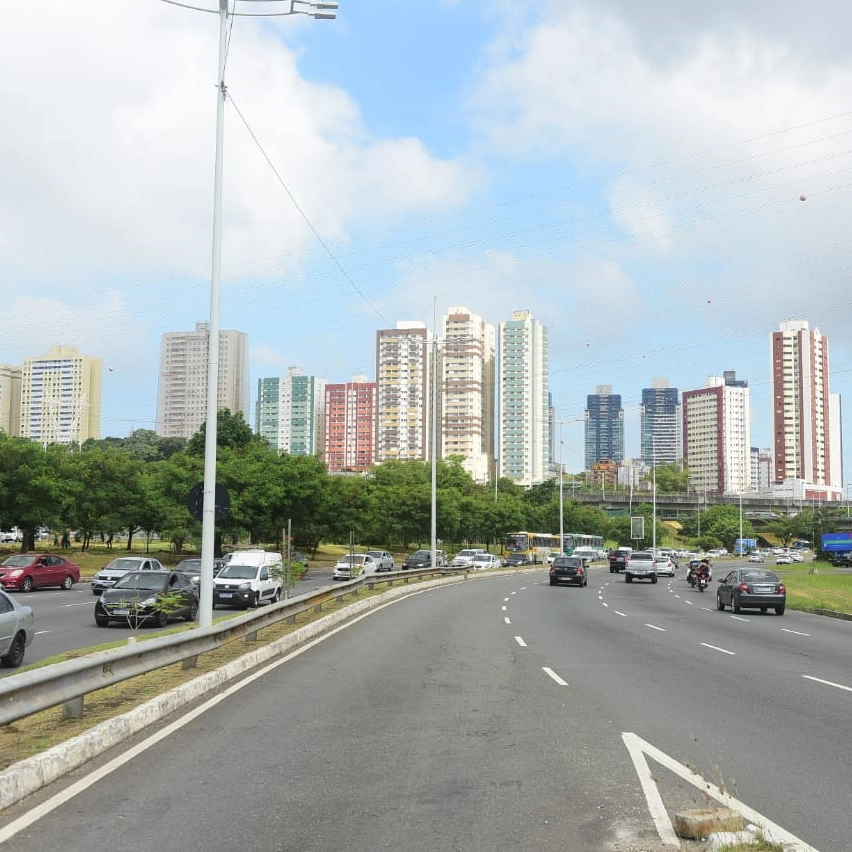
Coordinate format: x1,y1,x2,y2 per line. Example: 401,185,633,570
365,550,394,571
450,549,486,568
92,556,166,595
653,556,675,576
747,553,764,563
470,553,503,571
0,588,34,668
775,553,793,565
333,553,376,580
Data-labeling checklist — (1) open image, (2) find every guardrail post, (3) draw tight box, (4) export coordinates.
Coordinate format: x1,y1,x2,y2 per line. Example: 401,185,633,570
62,696,84,720
182,655,199,670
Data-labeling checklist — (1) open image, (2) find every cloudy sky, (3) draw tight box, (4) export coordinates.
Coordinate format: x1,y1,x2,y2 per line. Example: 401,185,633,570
2,0,851,479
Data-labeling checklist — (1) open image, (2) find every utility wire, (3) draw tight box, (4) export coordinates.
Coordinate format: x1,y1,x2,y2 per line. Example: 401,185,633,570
227,92,388,323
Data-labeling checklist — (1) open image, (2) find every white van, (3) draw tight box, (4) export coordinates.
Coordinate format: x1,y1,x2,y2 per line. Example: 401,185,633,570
213,550,283,608
572,547,598,563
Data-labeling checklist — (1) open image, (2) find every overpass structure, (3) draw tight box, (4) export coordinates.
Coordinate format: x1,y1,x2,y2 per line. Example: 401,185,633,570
567,489,850,523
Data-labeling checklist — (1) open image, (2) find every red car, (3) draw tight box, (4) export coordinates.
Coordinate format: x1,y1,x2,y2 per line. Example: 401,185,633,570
0,553,81,591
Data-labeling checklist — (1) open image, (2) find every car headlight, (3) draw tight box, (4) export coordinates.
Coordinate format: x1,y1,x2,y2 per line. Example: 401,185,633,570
6,569,22,577
238,582,252,589
139,596,158,607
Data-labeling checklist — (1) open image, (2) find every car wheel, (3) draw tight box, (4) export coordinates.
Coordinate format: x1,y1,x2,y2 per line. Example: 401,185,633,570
0,632,26,668
95,615,110,627
775,604,785,615
651,576,658,584
186,600,199,621
93,589,102,596
251,591,260,608
61,575,74,590
21,577,34,593
732,595,741,614
156,609,169,628
760,607,767,613
609,566,615,573
625,576,632,583
716,594,725,611
583,576,588,587
549,579,556,586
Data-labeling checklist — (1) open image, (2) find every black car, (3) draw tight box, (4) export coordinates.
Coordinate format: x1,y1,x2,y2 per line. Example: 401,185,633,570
402,550,446,569
716,568,786,615
549,556,587,587
174,557,227,585
505,552,533,567
95,570,199,627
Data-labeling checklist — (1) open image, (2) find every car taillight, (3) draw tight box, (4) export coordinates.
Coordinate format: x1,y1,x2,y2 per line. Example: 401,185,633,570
778,583,786,593
738,583,749,592
577,566,584,575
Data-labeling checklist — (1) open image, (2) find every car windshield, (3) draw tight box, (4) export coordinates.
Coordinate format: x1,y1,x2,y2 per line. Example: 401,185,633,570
177,559,201,569
632,553,653,560
1,555,34,567
554,558,581,567
366,551,383,558
114,573,166,591
339,556,365,565
218,564,260,579
104,558,145,572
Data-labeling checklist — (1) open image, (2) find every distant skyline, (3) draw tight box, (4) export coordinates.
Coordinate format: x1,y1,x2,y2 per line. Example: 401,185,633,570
1,2,850,479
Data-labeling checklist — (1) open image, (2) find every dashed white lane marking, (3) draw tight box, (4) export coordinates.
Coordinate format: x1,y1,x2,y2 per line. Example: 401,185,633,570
645,623,665,632
514,636,527,647
700,642,735,655
542,667,568,686
504,617,511,625
782,628,810,636
802,674,852,693
614,610,627,617
501,605,507,610
504,597,511,602
731,614,749,622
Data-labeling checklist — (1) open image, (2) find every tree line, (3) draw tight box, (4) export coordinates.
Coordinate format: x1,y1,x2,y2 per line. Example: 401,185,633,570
0,410,840,556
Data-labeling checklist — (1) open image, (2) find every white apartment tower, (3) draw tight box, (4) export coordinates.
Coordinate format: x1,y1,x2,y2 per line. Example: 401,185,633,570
441,306,495,483
771,320,842,489
20,346,102,446
156,322,249,439
682,371,751,496
498,311,549,486
375,322,430,463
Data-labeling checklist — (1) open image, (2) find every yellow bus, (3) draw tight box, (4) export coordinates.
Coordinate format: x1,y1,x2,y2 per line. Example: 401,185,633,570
505,532,560,564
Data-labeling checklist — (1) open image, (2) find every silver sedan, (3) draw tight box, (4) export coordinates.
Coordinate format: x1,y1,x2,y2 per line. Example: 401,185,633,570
0,588,34,668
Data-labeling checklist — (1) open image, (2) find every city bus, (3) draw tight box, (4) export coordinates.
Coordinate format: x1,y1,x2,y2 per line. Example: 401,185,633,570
505,532,561,563
561,533,605,558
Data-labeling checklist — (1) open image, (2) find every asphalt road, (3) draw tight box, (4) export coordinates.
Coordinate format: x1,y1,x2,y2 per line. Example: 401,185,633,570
1,565,850,850
2,569,340,668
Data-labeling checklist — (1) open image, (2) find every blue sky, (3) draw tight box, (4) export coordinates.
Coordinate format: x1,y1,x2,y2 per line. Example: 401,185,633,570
2,1,851,481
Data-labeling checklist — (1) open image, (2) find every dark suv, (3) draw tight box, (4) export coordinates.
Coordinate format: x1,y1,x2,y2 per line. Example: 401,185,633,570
609,548,632,573
402,550,447,569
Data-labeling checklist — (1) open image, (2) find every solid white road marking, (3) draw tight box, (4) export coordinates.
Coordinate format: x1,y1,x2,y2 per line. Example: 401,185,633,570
782,628,810,637
802,674,852,693
622,732,818,851
700,642,736,655
514,636,527,647
542,667,568,686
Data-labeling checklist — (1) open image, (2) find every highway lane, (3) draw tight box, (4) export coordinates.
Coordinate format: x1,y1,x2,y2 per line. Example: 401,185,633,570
1,570,339,669
1,565,849,849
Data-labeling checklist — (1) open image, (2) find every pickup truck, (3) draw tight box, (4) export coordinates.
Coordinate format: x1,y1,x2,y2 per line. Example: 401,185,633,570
624,551,658,584
608,548,632,573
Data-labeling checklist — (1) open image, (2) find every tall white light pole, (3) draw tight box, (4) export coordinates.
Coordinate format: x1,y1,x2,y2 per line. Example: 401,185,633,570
651,443,657,553
168,0,338,628
739,491,743,555
431,298,438,568
558,421,564,554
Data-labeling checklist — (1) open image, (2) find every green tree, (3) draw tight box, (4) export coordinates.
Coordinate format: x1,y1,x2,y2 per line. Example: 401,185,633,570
648,463,688,493
187,409,257,456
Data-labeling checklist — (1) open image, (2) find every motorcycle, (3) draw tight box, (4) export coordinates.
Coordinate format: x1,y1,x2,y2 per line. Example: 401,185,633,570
697,573,709,592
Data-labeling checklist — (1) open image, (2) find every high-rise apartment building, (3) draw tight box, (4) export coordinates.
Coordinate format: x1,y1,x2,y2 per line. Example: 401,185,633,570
256,368,326,455
771,320,842,488
584,385,624,470
20,346,102,446
324,375,376,473
0,365,21,438
498,311,549,486
751,447,773,493
441,306,495,483
375,322,430,463
682,371,750,496
156,322,248,439
640,380,681,465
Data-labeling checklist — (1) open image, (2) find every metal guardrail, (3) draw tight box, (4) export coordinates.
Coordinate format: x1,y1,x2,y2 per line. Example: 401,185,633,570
0,566,451,727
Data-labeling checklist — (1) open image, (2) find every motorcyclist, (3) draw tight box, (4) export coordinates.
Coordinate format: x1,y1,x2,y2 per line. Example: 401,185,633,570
696,558,711,585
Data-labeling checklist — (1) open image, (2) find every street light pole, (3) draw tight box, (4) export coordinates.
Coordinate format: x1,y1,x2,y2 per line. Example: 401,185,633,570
168,0,338,629
559,422,564,554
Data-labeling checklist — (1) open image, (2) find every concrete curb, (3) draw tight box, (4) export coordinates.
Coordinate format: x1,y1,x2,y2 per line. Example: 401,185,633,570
0,569,533,811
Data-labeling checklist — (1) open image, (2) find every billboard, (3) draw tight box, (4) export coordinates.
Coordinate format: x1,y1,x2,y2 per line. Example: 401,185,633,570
821,532,852,552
